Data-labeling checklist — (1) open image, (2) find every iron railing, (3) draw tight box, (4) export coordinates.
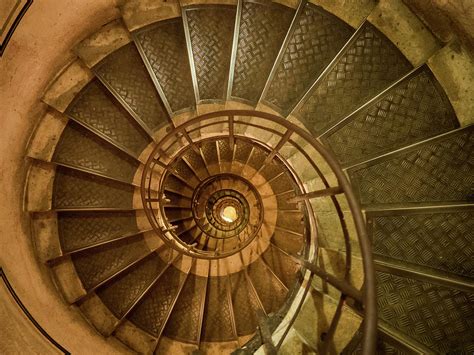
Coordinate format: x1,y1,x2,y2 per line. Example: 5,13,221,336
141,110,377,354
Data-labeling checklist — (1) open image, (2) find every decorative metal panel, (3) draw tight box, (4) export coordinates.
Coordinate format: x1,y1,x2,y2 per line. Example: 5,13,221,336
260,160,285,182
246,147,266,171
247,258,287,314
72,236,148,290
201,276,235,341
264,3,353,114
217,139,233,163
53,167,134,210
94,43,169,132
276,210,304,234
57,211,138,252
183,150,208,179
229,271,259,336
295,23,412,135
135,19,196,112
231,1,294,104
128,265,185,336
262,245,299,288
269,172,295,195
349,128,474,205
97,254,167,318
186,6,236,101
324,67,459,165
376,271,474,353
234,139,253,164
53,121,139,183
66,80,150,158
200,141,218,166
370,210,474,278
164,273,207,342
172,159,199,186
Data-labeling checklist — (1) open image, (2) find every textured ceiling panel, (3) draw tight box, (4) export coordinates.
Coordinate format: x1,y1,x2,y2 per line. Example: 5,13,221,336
323,67,459,166
295,22,412,135
231,0,294,104
134,19,196,113
370,210,474,278
53,121,139,183
186,6,236,101
349,128,473,205
264,3,353,114
94,43,169,132
376,271,474,353
66,79,151,158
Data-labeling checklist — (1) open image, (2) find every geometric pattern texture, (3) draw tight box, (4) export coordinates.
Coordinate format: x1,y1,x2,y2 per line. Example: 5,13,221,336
57,211,138,252
262,245,299,289
72,236,148,290
186,6,236,101
66,79,151,158
97,254,167,318
349,128,474,205
53,121,140,183
324,66,459,166
264,3,353,114
94,43,169,132
295,23,412,135
128,265,185,336
231,1,294,104
201,276,235,341
247,258,287,314
164,273,208,343
53,167,134,210
371,210,474,278
135,19,196,113
230,271,260,336
376,272,474,353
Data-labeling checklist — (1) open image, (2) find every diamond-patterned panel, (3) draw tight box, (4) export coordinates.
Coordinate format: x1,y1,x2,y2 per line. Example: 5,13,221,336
324,67,459,165
376,272,474,353
201,276,235,341
57,211,138,252
295,23,412,135
128,265,185,336
200,141,218,166
164,273,207,343
229,271,259,336
53,167,134,209
53,121,139,183
247,258,287,314
96,254,167,318
262,245,300,288
264,3,353,114
186,6,236,101
234,139,253,164
135,19,195,112
66,79,150,158
94,43,169,132
231,1,294,104
72,236,148,290
371,210,474,278
349,129,474,205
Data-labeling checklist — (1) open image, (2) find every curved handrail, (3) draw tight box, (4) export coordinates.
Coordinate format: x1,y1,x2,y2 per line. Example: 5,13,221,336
140,110,377,354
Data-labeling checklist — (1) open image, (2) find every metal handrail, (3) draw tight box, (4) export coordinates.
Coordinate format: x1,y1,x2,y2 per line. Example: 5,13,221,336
140,110,377,354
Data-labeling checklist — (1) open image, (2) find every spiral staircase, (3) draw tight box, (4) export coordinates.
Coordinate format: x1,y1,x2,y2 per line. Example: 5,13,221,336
22,0,473,354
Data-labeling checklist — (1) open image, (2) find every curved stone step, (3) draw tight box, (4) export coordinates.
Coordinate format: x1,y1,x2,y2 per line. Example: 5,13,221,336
228,0,295,105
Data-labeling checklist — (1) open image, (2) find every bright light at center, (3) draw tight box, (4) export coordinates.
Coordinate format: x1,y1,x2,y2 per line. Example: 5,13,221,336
221,206,238,223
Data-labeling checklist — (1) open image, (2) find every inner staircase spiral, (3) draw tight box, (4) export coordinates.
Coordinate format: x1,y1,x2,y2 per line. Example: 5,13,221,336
26,0,473,354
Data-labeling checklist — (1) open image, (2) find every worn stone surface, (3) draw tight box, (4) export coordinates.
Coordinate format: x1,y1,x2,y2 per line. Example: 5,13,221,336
42,59,95,113
25,161,55,212
115,320,158,354
120,0,181,32
428,41,474,126
79,294,119,336
26,110,68,162
51,257,87,303
309,0,376,28
75,19,131,68
31,211,62,263
293,289,362,353
368,0,440,66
